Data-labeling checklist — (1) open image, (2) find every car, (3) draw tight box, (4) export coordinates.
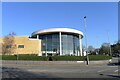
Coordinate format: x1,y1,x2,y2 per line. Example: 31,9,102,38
118,58,120,65
112,53,120,57
112,54,116,57
117,54,120,57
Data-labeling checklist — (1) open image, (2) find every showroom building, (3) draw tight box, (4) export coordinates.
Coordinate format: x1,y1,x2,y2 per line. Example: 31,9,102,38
31,28,83,56
0,28,83,56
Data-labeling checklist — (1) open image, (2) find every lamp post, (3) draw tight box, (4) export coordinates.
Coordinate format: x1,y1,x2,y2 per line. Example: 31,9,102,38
84,16,89,65
107,32,112,56
17,53,19,64
96,36,99,55
16,52,19,64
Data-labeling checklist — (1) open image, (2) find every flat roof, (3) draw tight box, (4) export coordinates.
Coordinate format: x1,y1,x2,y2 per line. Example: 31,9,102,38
32,28,83,37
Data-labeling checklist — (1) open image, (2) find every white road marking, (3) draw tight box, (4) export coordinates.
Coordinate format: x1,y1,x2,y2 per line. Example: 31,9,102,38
97,68,116,73
114,70,118,72
27,69,47,72
108,66,118,67
98,70,105,72
108,74,119,76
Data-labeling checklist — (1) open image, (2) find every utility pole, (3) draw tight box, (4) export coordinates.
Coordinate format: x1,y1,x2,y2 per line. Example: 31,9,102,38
107,32,112,56
96,36,99,55
84,16,89,65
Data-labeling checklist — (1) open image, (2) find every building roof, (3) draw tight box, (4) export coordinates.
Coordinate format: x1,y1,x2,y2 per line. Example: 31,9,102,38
32,28,83,37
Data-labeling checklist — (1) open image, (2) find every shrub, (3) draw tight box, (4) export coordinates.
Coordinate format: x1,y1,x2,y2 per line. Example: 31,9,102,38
1,55,112,61
52,56,85,61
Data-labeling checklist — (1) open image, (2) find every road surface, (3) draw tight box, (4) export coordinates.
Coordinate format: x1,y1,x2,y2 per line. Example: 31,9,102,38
1,58,120,79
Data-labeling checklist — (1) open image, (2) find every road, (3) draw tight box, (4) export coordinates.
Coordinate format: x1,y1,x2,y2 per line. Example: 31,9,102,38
1,58,120,79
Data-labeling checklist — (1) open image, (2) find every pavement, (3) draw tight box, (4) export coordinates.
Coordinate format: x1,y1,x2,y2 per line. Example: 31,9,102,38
1,57,120,79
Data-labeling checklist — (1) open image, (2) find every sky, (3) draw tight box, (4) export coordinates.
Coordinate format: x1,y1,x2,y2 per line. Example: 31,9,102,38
2,2,118,48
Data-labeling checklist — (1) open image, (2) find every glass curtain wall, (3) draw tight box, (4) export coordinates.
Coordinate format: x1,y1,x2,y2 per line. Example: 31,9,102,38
61,33,80,56
39,33,59,56
40,33,80,56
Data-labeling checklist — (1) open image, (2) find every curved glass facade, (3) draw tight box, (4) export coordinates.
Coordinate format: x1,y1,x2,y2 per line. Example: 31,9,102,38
39,33,60,56
61,33,80,56
39,32,81,56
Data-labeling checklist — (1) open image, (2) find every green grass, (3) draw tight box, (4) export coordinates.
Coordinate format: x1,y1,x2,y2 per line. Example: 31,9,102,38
89,55,112,61
1,55,112,61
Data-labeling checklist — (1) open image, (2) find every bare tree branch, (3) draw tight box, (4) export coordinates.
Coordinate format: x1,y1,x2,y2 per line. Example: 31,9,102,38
2,32,16,55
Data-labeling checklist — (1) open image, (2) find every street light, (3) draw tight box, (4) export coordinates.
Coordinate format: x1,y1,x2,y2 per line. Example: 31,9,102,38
84,16,89,65
16,52,19,64
107,32,112,56
96,36,99,55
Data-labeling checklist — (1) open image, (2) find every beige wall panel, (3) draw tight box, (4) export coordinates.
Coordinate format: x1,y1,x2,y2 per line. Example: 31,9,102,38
0,36,41,55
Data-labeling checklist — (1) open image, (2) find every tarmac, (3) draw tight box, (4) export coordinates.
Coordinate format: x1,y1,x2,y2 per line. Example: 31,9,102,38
1,58,120,79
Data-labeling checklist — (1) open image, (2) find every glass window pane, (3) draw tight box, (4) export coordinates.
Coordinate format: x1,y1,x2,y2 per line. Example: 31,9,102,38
18,45,24,48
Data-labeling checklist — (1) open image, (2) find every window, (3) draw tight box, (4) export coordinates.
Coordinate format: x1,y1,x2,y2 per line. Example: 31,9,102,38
18,45,24,48
41,33,60,54
61,34,80,56
6,45,12,48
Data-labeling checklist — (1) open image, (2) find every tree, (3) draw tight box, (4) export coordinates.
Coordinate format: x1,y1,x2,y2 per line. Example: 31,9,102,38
2,32,16,55
88,45,95,52
99,43,110,55
111,41,120,54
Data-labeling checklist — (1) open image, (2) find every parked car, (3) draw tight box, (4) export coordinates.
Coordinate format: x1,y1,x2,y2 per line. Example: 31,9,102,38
112,54,117,57
112,53,120,57
116,53,120,57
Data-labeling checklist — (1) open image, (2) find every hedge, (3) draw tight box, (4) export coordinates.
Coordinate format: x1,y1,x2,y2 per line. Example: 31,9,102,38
0,55,112,61
1,55,48,61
